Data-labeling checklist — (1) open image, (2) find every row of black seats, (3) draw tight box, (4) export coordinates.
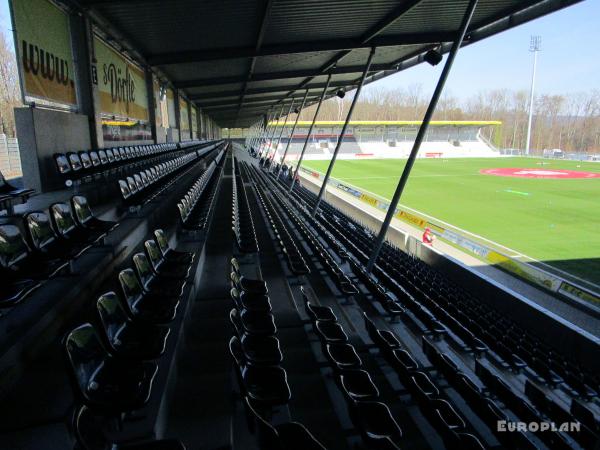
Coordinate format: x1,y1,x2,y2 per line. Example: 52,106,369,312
267,184,360,296
177,156,221,231
287,179,599,401
1,195,117,307
247,165,309,275
302,289,402,450
271,175,600,446
119,151,200,204
64,229,194,449
232,159,258,253
228,259,327,450
55,142,180,177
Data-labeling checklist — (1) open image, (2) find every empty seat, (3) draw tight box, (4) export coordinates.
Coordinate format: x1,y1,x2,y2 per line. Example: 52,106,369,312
145,240,191,280
305,300,337,323
97,292,170,360
314,321,348,344
0,224,66,304
244,398,326,450
134,252,186,298
230,271,268,295
24,211,84,260
64,323,158,413
230,287,271,312
338,369,380,401
238,334,283,366
154,229,194,265
325,343,362,371
230,308,276,336
350,401,402,450
71,196,118,234
364,313,402,351
50,202,101,248
119,268,178,324
229,336,291,407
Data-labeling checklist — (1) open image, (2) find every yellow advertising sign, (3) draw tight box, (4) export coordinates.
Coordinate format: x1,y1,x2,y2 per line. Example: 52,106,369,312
12,0,77,106
394,210,427,228
179,97,190,131
94,36,149,121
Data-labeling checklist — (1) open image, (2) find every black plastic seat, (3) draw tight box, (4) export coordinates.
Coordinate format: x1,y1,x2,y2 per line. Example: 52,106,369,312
229,336,291,407
364,313,401,351
232,308,277,336
154,229,194,265
231,271,268,295
133,252,186,298
145,240,191,280
350,401,402,450
244,398,326,450
410,371,440,405
231,287,271,312
65,323,158,413
338,369,380,401
305,299,337,323
71,195,118,234
314,321,348,343
97,292,170,360
24,211,84,260
0,223,67,281
119,268,179,324
50,202,100,249
240,334,283,366
73,405,187,450
325,343,362,371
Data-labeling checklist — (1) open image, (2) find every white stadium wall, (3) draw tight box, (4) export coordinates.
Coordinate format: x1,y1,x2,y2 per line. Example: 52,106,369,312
261,122,502,161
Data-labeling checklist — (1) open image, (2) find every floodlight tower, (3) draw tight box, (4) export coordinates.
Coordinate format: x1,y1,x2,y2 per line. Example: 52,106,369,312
525,35,541,156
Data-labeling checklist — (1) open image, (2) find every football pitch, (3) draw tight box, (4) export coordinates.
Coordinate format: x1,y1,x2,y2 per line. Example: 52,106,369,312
303,157,600,286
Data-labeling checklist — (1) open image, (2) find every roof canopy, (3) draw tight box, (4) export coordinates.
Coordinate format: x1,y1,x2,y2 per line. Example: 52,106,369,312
69,0,581,128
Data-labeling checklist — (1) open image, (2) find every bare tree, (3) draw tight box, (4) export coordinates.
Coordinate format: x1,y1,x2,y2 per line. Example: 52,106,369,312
0,30,22,137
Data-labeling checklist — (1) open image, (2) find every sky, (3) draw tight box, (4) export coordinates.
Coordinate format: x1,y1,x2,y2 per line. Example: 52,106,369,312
1,0,598,100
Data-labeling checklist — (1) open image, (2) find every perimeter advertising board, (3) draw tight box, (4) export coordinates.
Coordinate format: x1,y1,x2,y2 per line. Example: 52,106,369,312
94,36,149,121
11,0,77,106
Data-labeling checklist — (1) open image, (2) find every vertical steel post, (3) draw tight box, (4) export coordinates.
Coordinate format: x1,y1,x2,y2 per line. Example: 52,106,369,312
290,73,332,192
367,0,479,272
278,89,309,178
265,104,285,157
258,110,275,154
312,47,376,216
269,99,295,164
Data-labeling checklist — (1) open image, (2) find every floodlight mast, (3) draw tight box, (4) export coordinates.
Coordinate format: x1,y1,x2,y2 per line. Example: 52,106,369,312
525,35,541,156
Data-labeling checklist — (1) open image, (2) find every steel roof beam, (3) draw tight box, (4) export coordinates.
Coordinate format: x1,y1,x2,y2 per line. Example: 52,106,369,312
146,32,453,65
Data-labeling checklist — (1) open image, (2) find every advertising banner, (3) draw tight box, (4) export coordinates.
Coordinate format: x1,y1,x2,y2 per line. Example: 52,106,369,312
179,97,190,131
94,36,148,121
12,0,77,106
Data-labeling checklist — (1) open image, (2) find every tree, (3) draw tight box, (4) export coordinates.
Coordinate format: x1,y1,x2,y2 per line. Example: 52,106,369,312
0,30,22,137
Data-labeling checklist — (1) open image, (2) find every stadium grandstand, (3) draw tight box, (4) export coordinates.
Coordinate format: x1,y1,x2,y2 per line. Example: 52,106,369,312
1,0,598,450
264,120,501,160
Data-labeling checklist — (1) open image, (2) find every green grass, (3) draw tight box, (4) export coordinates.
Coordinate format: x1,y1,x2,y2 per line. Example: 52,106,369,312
304,157,600,286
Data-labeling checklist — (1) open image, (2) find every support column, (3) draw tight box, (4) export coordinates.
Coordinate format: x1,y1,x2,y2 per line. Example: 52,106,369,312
367,0,479,272
290,73,332,192
70,14,103,149
265,104,285,157
313,47,376,215
278,89,308,178
269,99,295,164
145,68,158,143
174,90,181,142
